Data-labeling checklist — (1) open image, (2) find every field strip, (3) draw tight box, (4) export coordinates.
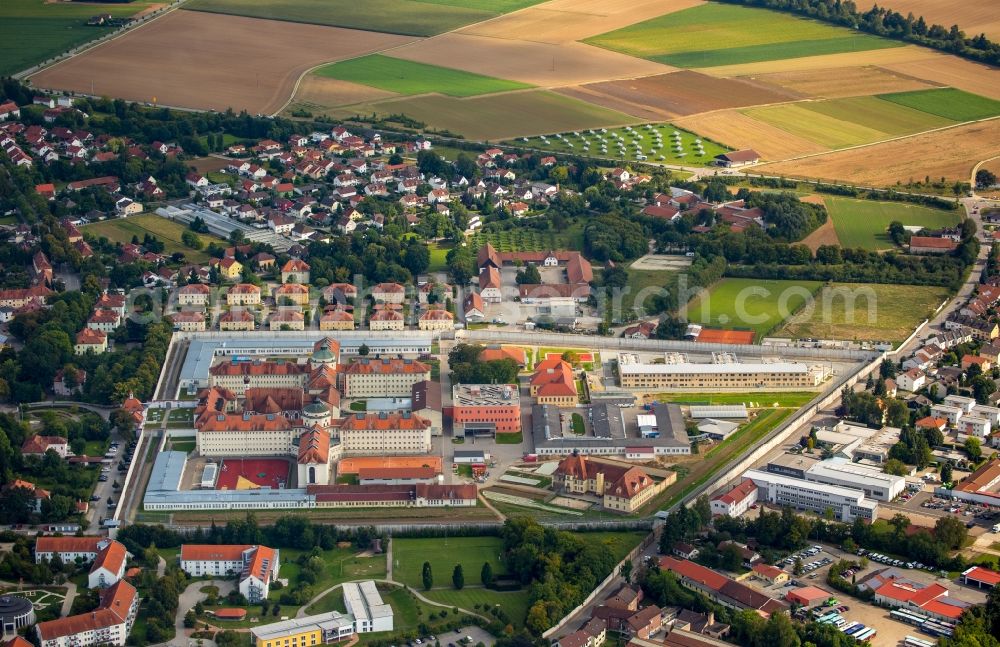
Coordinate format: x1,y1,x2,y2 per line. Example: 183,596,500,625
24,0,192,80
761,113,1000,165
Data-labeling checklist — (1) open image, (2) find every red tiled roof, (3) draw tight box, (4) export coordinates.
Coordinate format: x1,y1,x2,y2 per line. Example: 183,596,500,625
910,236,958,250
281,259,310,273
36,581,136,641
345,357,429,375
36,536,102,555
358,466,437,480
21,435,67,454
714,480,757,506
298,428,330,464
92,540,128,576
963,566,1000,586
339,412,431,431
210,360,307,377
420,309,452,322
181,544,251,562
659,557,728,591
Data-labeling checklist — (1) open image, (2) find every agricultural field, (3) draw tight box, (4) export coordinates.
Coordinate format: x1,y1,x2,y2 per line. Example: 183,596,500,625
560,70,800,120
804,95,955,135
327,90,633,140
674,110,826,160
31,11,414,114
583,3,901,68
183,0,543,36
776,283,950,343
313,55,531,98
0,0,162,76
82,214,225,263
509,122,729,166
685,278,823,337
745,65,941,100
759,119,1000,186
742,104,888,150
468,223,584,253
824,196,962,250
864,0,1000,40
878,88,1000,122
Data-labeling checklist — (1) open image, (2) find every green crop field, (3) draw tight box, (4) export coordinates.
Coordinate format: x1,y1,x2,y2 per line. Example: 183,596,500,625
184,0,542,37
584,3,900,68
83,214,226,263
0,0,159,76
332,90,632,140
824,196,962,250
803,96,956,137
685,278,822,337
777,282,949,343
878,88,1000,123
743,104,887,149
511,122,729,166
314,55,531,98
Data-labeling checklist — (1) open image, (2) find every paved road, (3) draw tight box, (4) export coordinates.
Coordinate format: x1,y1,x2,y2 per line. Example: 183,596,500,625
60,580,77,618
173,579,235,646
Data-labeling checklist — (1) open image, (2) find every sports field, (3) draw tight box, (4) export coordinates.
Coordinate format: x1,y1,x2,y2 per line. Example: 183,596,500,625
511,122,728,165
877,88,1000,122
776,283,949,343
82,214,225,262
183,0,542,36
685,278,822,337
0,0,161,76
329,90,633,140
583,3,900,68
216,458,292,490
823,196,962,250
313,55,531,98
392,536,506,590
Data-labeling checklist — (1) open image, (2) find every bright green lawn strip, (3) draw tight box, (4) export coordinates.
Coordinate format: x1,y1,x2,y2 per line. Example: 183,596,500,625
315,55,531,98
803,96,955,136
654,392,818,407
824,195,961,250
656,36,899,68
877,88,1000,122
584,3,899,65
685,278,822,337
423,588,530,626
0,0,158,76
743,103,887,149
705,408,781,459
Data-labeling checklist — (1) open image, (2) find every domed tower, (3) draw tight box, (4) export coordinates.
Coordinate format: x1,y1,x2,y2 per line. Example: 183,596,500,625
301,398,331,428
312,337,340,365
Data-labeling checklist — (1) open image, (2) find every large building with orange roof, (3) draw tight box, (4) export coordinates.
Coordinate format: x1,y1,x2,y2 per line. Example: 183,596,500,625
530,356,578,406
180,544,280,602
342,357,430,398
36,580,138,647
336,412,432,455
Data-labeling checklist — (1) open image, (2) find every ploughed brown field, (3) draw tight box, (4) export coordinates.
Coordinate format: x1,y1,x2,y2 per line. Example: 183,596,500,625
558,70,801,120
30,11,415,113
870,0,1000,40
759,119,1000,186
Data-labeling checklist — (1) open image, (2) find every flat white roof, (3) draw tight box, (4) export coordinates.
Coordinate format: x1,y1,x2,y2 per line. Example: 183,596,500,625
807,461,904,490
745,469,867,501
343,581,392,622
251,611,354,641
619,361,812,375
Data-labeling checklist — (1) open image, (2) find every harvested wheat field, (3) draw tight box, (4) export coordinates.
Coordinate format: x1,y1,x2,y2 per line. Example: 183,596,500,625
565,70,800,120
30,11,414,113
744,65,940,99
293,76,399,109
760,119,1000,186
698,45,930,78
799,215,841,252
460,0,704,44
389,32,673,87
872,0,1000,40
881,53,1000,101
554,86,667,121
674,110,828,160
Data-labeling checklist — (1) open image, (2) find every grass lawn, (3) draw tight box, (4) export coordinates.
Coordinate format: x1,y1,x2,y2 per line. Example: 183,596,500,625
315,55,531,98
654,392,818,408
0,0,159,76
823,196,962,250
279,547,386,597
427,242,454,272
167,439,196,452
423,588,530,625
878,88,1000,122
584,3,899,68
685,278,822,337
616,265,675,318
392,536,505,591
704,408,787,459
496,431,523,444
572,530,647,561
776,282,950,343
184,0,542,37
571,413,585,434
83,214,225,263
510,122,728,166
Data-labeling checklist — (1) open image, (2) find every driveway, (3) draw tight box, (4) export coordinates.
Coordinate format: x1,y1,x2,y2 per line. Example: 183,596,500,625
173,579,235,646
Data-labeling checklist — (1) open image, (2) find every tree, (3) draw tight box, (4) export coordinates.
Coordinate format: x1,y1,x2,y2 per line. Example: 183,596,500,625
184,610,197,628
452,564,464,590
422,561,433,591
358,343,370,357
620,559,633,584
976,168,997,188
884,458,908,476
934,515,968,550
481,561,493,588
964,436,983,462
940,461,953,484
515,263,541,285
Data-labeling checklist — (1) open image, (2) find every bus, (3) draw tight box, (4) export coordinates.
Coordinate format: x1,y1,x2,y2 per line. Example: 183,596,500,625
819,614,842,625
891,609,927,626
904,636,935,647
844,624,865,636
922,621,954,638
854,628,877,642
815,612,839,623
840,622,860,634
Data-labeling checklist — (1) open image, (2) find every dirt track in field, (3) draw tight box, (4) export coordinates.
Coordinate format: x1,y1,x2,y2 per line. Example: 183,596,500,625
560,70,802,120
759,119,1000,186
743,65,941,99
459,0,704,44
30,11,416,113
